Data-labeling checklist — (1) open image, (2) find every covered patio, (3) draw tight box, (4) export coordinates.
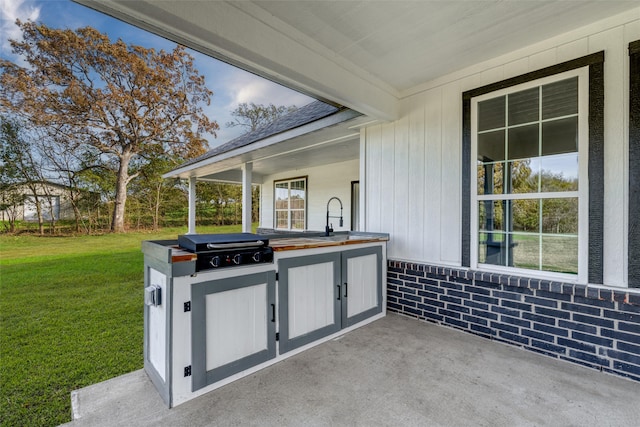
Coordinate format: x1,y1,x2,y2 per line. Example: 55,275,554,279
64,313,640,426
70,1,640,421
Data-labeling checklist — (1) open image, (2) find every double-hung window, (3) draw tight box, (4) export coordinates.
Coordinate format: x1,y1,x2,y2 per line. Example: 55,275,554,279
274,177,307,230
471,68,588,280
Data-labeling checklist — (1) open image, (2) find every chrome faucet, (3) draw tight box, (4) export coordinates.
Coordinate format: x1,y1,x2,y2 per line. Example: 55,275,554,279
325,197,343,236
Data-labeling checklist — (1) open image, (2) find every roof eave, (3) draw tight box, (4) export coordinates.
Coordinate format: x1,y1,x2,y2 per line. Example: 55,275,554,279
163,108,363,180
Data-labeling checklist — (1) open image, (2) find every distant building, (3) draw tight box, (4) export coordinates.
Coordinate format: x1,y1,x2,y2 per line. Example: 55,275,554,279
1,181,74,222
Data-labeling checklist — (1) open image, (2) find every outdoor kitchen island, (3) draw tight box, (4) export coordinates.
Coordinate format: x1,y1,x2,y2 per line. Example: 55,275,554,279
142,232,388,407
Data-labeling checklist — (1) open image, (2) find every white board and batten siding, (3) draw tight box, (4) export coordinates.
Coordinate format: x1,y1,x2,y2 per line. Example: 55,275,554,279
261,159,359,232
363,9,640,287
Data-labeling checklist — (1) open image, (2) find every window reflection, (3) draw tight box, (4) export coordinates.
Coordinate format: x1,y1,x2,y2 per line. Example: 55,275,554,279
512,234,540,270
542,235,578,274
542,117,578,156
509,159,538,193
477,162,504,195
541,198,578,234
540,153,578,192
508,124,539,160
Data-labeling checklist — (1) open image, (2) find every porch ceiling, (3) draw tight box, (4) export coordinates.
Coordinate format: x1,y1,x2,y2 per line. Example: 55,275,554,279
165,113,367,184
75,1,639,121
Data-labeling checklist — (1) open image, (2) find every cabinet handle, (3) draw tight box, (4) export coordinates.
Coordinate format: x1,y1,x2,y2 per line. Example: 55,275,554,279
344,282,348,298
337,284,341,300
271,303,276,322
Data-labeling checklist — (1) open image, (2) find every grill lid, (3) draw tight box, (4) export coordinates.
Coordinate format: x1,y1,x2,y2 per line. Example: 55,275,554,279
178,233,268,252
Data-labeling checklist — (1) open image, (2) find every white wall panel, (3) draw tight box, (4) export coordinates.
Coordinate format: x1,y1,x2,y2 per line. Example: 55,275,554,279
393,116,410,259
440,82,462,264
366,126,383,232
423,88,442,264
527,48,558,71
503,58,530,81
407,93,426,261
590,26,626,287
557,39,589,63
380,123,396,254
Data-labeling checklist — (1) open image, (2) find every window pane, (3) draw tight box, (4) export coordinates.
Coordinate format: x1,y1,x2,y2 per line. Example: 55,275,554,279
540,153,578,192
542,117,577,156
541,198,578,234
291,179,305,191
508,124,538,160
275,183,289,209
478,232,508,266
290,197,305,209
512,199,539,232
478,201,505,232
478,96,505,131
291,210,305,230
477,162,504,195
512,233,540,270
541,235,578,274
508,159,538,194
274,178,307,230
542,77,578,120
478,130,505,162
275,211,288,229
508,87,539,126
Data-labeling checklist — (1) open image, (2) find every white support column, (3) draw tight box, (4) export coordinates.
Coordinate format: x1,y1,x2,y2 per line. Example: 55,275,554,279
188,176,197,234
242,163,253,233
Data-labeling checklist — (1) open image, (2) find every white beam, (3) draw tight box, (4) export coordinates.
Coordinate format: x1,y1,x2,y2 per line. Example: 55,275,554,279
242,163,253,233
73,0,398,121
188,176,196,234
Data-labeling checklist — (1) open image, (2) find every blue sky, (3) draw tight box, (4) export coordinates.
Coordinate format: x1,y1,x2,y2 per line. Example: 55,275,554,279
0,0,314,146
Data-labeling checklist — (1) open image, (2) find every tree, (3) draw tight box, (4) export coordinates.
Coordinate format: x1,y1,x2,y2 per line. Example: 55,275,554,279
0,21,218,232
0,115,50,234
226,102,297,132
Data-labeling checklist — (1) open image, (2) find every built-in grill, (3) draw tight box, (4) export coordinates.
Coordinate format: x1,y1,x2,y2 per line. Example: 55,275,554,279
178,233,273,271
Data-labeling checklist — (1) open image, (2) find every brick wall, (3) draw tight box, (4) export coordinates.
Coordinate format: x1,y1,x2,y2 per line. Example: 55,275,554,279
387,260,640,382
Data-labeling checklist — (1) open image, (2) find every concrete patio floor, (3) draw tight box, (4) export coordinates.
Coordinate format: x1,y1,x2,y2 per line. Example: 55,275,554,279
62,313,640,426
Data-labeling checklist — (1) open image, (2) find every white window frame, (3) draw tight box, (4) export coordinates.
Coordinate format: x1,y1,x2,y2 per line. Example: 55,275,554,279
274,177,307,231
470,67,589,283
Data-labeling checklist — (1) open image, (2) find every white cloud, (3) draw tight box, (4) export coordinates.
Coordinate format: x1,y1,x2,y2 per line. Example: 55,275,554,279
1,0,40,60
200,66,314,146
225,72,313,111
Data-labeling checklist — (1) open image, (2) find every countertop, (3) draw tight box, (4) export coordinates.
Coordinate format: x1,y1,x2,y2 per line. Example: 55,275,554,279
145,232,389,261
269,234,388,251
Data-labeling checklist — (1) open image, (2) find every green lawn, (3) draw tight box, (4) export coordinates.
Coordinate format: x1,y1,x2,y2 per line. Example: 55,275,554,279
0,225,244,427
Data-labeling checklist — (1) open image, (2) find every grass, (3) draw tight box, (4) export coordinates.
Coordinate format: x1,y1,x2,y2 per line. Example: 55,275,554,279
0,225,244,427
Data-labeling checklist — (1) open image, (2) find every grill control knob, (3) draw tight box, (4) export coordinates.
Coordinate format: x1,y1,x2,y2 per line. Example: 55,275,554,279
233,254,242,265
252,252,262,262
210,256,221,268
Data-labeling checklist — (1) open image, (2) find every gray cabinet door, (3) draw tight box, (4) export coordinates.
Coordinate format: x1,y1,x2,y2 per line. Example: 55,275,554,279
341,246,383,328
191,271,276,391
278,253,342,354
278,246,383,353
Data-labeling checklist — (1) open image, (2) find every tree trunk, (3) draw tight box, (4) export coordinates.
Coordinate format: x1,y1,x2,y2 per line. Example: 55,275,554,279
111,155,131,233
153,182,162,231
31,193,44,235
